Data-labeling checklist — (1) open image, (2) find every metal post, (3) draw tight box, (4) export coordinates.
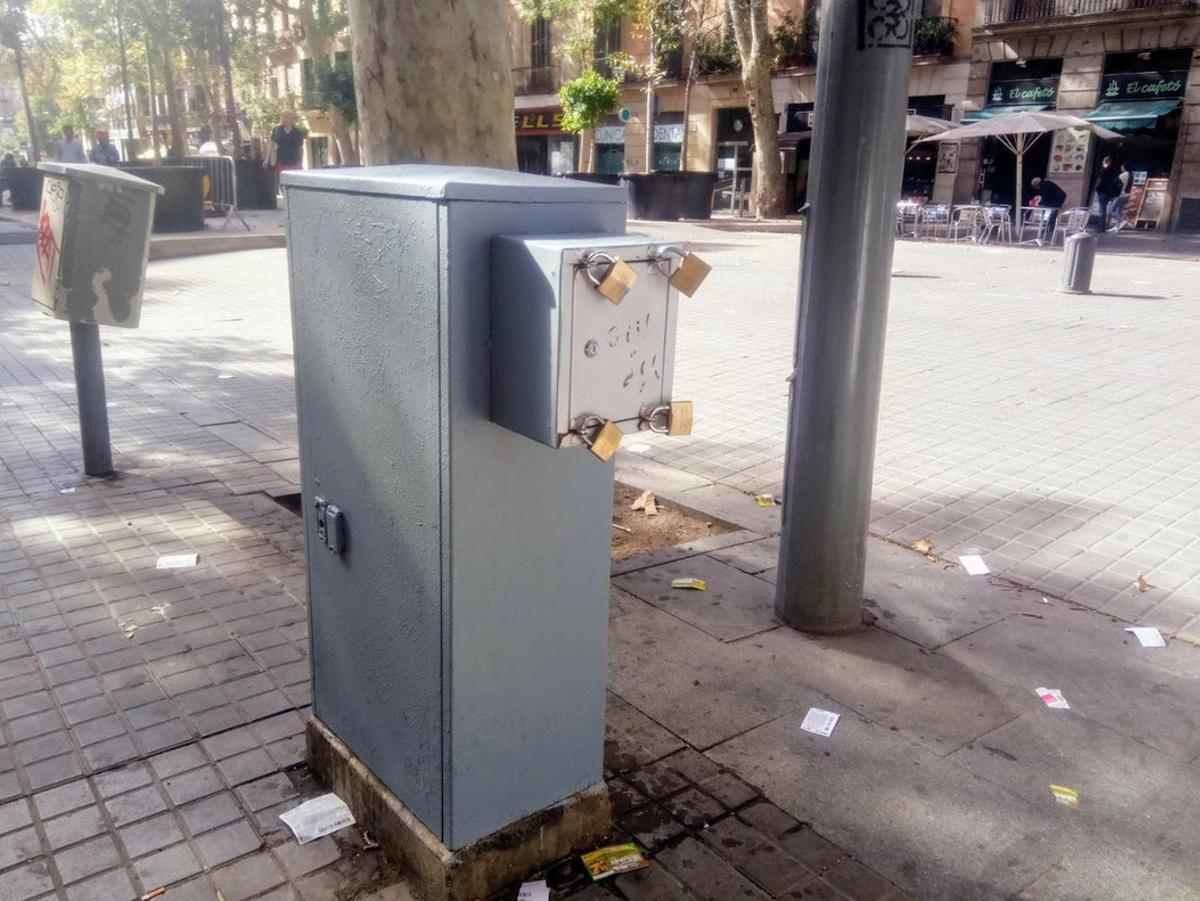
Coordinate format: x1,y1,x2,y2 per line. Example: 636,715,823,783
69,322,114,476
775,2,914,633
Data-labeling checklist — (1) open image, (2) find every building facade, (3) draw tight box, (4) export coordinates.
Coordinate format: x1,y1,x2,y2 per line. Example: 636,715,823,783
966,1,1199,230
508,0,1200,228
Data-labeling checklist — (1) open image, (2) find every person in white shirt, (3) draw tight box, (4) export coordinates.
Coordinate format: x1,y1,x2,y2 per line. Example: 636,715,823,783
50,125,86,163
1108,162,1133,232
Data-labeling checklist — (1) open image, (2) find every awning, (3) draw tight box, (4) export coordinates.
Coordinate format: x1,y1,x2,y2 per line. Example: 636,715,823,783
1083,99,1181,131
962,103,1052,123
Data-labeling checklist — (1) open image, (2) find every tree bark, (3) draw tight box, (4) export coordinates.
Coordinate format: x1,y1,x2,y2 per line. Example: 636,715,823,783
326,105,359,165
160,47,186,159
144,32,162,162
13,43,38,159
213,0,241,157
347,0,515,167
116,6,136,158
726,0,784,217
679,48,696,172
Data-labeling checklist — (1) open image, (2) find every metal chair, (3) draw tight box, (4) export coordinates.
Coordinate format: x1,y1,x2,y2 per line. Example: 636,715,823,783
1050,208,1089,245
951,206,984,242
982,205,1013,243
916,203,951,239
896,201,921,237
1019,207,1052,245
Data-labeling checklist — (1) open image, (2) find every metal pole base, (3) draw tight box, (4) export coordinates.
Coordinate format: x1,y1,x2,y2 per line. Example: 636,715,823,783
69,322,114,476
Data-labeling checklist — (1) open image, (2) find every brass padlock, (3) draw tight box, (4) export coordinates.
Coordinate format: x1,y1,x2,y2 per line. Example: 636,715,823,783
587,420,624,461
667,401,693,436
596,259,637,305
669,253,711,297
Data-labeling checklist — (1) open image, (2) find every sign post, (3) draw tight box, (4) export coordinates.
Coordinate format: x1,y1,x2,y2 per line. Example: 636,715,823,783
31,163,162,476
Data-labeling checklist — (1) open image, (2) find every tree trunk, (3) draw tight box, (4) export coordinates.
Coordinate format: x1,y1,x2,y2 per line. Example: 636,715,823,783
327,105,360,165
144,33,162,162
213,0,241,158
347,0,515,167
726,0,785,217
116,7,136,158
680,49,696,172
13,42,38,159
585,128,594,173
160,48,186,159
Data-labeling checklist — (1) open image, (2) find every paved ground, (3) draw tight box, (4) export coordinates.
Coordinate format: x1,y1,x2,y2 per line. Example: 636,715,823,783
3,223,1200,899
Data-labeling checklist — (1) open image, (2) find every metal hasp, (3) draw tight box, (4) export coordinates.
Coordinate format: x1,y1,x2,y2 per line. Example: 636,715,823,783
30,163,162,478
776,1,915,633
1059,233,1097,295
282,166,627,851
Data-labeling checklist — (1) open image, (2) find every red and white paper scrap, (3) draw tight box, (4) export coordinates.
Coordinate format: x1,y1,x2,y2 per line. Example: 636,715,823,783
1124,626,1166,648
799,708,840,737
1035,688,1070,710
279,793,356,844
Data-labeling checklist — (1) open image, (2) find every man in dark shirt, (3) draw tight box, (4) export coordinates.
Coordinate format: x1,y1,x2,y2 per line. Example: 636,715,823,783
266,112,306,173
1092,156,1122,230
1030,177,1067,233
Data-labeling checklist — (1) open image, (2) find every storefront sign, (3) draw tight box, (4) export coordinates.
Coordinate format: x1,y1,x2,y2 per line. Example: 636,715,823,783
1134,176,1170,227
594,126,625,144
988,76,1058,106
1048,128,1090,175
653,123,685,144
515,109,564,135
1100,71,1187,101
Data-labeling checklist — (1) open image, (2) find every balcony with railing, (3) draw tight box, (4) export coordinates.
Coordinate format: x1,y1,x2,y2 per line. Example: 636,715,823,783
913,16,958,57
984,0,1190,26
512,65,561,96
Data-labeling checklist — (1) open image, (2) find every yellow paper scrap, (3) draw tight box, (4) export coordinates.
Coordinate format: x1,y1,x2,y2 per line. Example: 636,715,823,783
581,843,648,880
1050,784,1079,809
755,494,777,507
671,577,707,591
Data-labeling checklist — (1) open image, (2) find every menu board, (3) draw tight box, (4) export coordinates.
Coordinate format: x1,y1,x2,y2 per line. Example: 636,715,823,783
1048,128,1090,175
1134,177,1170,228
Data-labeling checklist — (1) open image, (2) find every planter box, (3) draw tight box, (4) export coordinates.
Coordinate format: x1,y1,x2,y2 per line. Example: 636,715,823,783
236,159,278,210
120,166,206,232
9,167,45,211
620,172,716,221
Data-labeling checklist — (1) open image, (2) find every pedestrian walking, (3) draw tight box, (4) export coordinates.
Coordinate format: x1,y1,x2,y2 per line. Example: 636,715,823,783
50,125,87,163
1092,155,1121,231
89,130,120,165
1108,162,1132,232
265,111,306,175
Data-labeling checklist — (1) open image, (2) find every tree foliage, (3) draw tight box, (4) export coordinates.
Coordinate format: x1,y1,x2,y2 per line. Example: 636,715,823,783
558,67,619,134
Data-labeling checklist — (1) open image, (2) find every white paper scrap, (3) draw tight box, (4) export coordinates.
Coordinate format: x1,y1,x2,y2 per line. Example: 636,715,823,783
799,708,840,738
517,880,550,901
279,793,356,844
625,443,651,454
59,486,76,494
1125,626,1166,648
959,554,990,576
217,374,236,380
156,553,199,570
1035,687,1070,710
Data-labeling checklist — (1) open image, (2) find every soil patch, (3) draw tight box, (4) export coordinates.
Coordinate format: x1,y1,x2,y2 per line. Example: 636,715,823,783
612,482,734,560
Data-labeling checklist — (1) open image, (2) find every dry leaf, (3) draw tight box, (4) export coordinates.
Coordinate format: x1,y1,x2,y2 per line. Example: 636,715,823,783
631,490,657,516
611,522,632,534
1136,574,1153,593
912,536,934,555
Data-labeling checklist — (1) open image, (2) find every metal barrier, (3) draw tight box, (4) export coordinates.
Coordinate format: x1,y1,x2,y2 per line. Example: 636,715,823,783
180,155,250,231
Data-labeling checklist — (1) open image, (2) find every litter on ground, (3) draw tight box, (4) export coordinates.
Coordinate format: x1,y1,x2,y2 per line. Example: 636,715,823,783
156,553,199,569
1125,626,1166,648
1050,785,1079,809
799,708,841,737
279,793,356,844
1035,688,1070,710
517,880,550,901
582,843,648,880
671,577,707,591
959,554,990,576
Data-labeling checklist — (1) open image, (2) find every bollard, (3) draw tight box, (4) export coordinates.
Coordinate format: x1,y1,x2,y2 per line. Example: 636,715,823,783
1060,232,1097,295
69,322,114,476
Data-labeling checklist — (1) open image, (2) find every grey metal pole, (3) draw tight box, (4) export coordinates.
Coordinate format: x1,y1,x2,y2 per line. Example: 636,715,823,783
775,2,915,633
69,322,114,476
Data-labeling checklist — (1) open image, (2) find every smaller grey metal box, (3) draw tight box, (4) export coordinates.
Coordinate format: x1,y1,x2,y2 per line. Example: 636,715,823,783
491,234,683,447
31,163,162,328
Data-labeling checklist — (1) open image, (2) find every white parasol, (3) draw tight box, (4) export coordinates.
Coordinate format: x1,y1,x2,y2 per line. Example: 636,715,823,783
918,110,1121,209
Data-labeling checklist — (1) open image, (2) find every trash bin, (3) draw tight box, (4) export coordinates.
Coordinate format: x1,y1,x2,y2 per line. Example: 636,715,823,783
9,167,45,211
33,163,163,327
